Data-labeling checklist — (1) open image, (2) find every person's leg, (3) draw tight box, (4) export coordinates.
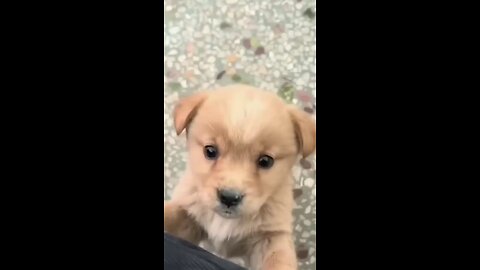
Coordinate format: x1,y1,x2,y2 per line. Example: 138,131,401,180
164,233,246,270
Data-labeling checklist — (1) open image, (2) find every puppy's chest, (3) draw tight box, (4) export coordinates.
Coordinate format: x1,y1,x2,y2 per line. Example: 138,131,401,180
201,237,248,259
199,214,258,258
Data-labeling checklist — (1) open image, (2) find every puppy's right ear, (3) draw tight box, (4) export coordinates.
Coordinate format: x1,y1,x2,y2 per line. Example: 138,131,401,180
173,91,208,135
288,105,316,158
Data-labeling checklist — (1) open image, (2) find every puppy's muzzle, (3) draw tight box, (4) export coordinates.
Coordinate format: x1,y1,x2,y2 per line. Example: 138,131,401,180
217,189,244,208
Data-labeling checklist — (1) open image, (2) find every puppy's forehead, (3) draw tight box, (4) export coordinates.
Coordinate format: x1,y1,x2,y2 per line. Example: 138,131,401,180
194,86,294,146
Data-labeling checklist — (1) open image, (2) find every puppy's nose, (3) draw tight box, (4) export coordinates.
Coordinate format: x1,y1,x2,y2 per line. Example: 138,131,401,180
217,189,244,207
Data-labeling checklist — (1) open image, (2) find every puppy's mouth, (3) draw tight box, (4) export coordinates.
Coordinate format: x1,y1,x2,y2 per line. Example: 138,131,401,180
214,205,241,219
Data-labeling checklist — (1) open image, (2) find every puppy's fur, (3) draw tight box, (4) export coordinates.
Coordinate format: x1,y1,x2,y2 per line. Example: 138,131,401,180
164,85,316,270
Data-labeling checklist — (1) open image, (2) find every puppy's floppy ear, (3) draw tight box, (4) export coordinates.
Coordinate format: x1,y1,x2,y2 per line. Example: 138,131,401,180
173,91,208,135
288,106,316,158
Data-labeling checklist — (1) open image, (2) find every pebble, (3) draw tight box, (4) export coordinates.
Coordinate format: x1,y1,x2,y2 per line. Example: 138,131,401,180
304,178,314,187
227,54,239,64
226,68,236,75
169,27,180,34
207,56,216,63
202,25,210,35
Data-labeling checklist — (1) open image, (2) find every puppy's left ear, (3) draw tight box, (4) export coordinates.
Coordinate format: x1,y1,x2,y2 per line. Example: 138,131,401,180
173,91,209,135
288,106,316,158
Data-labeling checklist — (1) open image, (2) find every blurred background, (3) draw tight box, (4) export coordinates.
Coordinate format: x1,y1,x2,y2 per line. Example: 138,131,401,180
164,0,316,268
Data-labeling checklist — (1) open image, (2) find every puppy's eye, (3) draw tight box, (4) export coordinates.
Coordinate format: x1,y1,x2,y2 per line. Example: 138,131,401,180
257,155,274,169
204,145,219,160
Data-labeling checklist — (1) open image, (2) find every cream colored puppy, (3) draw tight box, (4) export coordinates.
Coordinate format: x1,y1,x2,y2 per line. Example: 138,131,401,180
164,84,316,270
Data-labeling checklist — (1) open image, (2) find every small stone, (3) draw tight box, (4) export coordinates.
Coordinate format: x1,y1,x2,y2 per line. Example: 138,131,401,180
207,56,216,63
300,159,312,169
168,82,182,91
166,69,179,79
278,82,295,103
305,205,311,214
227,55,239,64
255,46,266,55
296,248,309,260
184,71,195,82
169,27,180,34
293,188,303,199
258,65,267,75
225,0,238,4
304,107,314,114
304,178,314,188
303,8,315,19
272,24,285,35
296,90,313,103
202,25,210,34
231,74,242,82
186,43,195,55
216,70,226,80
219,22,232,30
250,37,260,48
242,38,252,49
220,5,227,13
301,73,311,84
165,92,179,103
226,68,236,75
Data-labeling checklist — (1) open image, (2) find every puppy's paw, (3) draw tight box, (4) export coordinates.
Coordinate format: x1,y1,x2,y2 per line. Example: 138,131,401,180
163,201,205,244
256,233,298,270
262,256,297,270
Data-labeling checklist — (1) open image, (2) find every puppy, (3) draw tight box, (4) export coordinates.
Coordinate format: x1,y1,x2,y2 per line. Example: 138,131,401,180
164,84,316,270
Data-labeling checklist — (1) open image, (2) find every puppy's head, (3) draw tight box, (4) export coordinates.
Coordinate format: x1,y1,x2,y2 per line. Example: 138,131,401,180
174,85,316,219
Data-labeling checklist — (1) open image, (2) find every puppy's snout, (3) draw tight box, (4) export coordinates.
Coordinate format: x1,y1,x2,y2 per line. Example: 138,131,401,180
217,189,244,208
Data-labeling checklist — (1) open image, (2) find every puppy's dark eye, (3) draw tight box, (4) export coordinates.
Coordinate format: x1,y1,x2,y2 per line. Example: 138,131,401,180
204,145,219,160
258,155,274,169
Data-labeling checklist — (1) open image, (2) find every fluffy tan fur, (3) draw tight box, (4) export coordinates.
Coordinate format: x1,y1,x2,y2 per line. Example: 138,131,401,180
164,84,316,270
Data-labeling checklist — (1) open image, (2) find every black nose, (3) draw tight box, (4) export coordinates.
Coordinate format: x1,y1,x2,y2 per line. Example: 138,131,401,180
217,189,244,207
